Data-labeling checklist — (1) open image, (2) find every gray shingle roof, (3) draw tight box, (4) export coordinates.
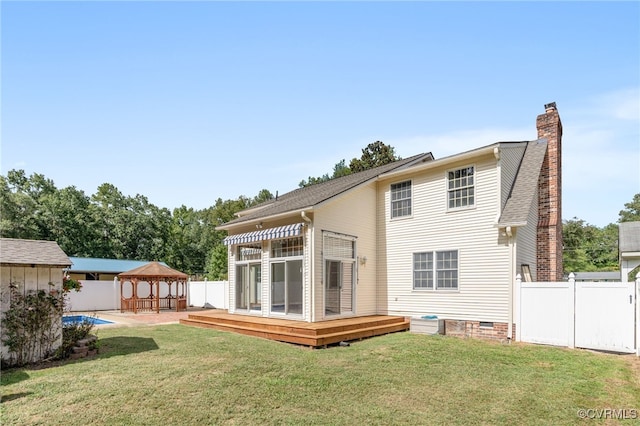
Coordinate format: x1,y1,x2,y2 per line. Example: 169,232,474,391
619,221,640,253
573,271,621,281
221,153,434,226
498,140,548,226
0,238,71,267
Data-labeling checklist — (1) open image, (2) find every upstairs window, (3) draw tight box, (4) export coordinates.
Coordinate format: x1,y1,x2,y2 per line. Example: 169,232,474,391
391,180,412,218
448,166,475,209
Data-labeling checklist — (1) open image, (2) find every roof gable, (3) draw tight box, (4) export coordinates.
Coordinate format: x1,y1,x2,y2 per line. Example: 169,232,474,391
0,238,71,267
221,153,433,226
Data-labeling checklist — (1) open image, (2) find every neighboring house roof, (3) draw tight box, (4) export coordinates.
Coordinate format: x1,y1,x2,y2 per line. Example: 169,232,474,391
68,257,168,274
573,271,621,281
218,153,434,228
0,238,71,267
118,261,188,280
619,221,640,253
497,139,548,227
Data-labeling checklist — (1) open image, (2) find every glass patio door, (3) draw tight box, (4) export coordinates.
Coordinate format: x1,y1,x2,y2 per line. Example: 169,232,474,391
323,232,355,317
325,260,354,316
236,263,261,312
270,259,303,315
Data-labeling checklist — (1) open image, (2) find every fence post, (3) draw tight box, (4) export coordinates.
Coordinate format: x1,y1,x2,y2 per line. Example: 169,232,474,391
568,273,576,349
636,273,639,357
514,273,522,342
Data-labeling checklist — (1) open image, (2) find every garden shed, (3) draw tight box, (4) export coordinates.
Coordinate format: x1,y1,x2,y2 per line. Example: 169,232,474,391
0,238,71,364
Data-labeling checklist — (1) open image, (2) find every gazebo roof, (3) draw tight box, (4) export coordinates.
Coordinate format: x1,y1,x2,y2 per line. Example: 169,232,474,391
118,261,188,280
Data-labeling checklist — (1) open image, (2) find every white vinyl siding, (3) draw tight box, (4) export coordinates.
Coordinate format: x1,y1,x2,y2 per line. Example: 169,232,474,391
379,154,512,323
516,188,539,281
313,182,378,320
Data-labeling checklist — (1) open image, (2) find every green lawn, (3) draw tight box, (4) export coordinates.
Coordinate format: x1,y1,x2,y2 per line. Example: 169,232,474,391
2,325,639,425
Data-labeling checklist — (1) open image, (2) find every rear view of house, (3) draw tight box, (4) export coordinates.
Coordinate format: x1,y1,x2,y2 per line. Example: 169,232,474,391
217,103,563,341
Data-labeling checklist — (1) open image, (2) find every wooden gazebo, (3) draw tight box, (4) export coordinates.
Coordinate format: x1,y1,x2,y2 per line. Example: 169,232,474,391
118,262,188,313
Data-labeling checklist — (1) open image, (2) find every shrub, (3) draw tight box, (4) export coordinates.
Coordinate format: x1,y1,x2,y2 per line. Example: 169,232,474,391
1,283,64,367
56,317,96,359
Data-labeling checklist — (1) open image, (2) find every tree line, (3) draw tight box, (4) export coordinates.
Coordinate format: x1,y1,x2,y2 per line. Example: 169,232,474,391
564,193,640,277
0,142,401,279
2,143,638,279
0,169,273,279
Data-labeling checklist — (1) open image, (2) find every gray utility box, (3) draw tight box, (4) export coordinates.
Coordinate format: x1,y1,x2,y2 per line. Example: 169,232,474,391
410,317,444,335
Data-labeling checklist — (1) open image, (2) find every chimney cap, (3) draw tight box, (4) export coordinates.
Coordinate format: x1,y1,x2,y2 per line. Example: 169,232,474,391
544,102,557,112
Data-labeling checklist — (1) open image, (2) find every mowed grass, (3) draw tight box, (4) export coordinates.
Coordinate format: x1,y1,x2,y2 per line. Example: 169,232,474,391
2,325,639,425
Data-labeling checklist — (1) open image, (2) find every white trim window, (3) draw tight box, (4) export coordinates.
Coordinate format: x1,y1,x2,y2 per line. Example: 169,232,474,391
447,166,474,209
391,180,412,218
413,250,459,290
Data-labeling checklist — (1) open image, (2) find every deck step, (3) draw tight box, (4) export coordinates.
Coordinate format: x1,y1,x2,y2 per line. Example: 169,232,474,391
180,314,410,348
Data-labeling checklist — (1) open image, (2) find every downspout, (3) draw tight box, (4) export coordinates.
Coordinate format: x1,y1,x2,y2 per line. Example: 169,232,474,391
506,226,514,341
301,211,313,322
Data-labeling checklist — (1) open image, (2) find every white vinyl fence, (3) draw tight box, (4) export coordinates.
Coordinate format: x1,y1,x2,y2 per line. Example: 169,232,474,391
515,273,639,355
67,279,228,312
188,280,229,310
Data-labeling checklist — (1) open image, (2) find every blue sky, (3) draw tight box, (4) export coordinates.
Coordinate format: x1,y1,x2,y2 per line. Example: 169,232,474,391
2,1,638,227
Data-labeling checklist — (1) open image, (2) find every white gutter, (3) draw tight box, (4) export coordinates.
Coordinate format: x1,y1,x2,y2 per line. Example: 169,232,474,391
506,226,514,341
216,208,314,231
301,211,314,322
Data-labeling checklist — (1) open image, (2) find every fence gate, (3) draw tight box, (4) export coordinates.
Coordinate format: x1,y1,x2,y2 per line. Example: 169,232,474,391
574,282,636,354
516,277,637,354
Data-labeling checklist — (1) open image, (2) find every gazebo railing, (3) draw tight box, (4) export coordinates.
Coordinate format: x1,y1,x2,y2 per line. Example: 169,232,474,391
120,295,187,313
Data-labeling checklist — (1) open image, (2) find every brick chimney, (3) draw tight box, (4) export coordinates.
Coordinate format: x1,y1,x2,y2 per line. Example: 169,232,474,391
536,102,563,281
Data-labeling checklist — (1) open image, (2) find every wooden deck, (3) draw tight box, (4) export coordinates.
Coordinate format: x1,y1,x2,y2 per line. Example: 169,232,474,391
180,311,410,347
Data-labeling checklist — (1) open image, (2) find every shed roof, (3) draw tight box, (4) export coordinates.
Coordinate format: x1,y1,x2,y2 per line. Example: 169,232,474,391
619,221,640,253
0,238,71,267
219,153,434,227
573,271,621,281
497,139,548,226
118,261,188,280
69,257,168,274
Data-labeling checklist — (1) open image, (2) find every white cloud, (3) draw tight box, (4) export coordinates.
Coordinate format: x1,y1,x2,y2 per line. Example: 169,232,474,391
588,87,640,122
386,89,639,227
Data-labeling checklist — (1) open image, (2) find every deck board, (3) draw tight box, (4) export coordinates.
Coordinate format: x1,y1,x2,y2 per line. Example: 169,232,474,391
180,311,409,347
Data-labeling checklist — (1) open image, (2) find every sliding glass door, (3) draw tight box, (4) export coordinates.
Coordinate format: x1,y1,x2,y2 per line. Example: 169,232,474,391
236,263,262,312
270,259,303,315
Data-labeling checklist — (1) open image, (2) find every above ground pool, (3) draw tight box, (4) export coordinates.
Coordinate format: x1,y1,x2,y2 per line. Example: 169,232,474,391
63,315,114,325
